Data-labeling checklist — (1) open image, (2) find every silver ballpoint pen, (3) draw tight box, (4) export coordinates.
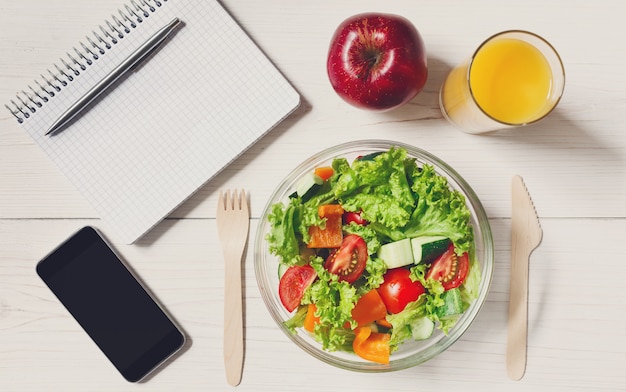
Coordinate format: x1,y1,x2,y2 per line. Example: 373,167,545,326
46,17,182,136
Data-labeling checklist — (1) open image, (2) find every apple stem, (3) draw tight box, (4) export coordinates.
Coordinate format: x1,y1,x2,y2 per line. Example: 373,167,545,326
360,49,381,78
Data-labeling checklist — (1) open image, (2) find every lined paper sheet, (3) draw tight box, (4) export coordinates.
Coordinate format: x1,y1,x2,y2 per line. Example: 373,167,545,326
10,0,300,243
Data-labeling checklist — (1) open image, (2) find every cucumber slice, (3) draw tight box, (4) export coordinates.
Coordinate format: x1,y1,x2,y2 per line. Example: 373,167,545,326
435,288,464,320
411,236,450,264
378,238,414,269
410,316,435,340
295,172,323,200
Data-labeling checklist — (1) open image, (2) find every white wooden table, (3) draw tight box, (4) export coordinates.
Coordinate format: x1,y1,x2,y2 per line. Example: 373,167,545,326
1,0,625,391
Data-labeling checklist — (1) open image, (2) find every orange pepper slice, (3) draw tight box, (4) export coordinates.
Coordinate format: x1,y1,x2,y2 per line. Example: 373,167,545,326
314,166,335,181
308,204,344,248
353,326,390,364
351,290,387,326
303,303,320,333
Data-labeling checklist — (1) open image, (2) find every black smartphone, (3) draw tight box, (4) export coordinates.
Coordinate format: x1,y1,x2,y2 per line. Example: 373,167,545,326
36,226,185,382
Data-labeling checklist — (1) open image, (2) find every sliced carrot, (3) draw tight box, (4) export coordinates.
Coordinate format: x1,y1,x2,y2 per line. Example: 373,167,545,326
314,166,335,181
351,290,387,326
307,204,344,248
353,326,391,364
303,303,320,333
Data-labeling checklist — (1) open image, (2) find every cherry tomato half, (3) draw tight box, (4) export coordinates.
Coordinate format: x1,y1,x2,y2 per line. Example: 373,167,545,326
377,268,425,314
279,265,317,312
425,243,470,291
325,234,368,283
343,211,367,226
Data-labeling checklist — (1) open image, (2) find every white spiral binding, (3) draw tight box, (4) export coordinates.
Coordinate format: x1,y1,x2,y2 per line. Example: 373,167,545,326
5,0,168,123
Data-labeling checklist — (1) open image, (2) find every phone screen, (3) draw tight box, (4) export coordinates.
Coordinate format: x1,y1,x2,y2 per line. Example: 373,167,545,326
36,226,185,382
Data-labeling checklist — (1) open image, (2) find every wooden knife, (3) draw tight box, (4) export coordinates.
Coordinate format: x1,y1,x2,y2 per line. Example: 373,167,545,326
507,175,543,380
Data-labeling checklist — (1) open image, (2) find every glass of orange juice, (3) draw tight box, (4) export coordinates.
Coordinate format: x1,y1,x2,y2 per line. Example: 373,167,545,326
439,30,565,134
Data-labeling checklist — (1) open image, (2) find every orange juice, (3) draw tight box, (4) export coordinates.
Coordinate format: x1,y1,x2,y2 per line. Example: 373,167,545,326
469,38,553,124
439,31,564,134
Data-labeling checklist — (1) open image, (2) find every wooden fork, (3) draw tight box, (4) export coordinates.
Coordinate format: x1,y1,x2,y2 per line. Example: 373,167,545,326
216,189,250,386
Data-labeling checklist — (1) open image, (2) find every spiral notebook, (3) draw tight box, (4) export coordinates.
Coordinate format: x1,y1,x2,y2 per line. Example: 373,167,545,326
5,0,300,244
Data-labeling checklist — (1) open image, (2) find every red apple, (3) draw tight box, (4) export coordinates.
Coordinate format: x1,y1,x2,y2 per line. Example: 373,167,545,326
326,13,428,111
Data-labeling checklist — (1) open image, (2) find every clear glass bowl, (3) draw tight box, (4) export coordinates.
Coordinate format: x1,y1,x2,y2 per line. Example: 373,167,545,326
254,139,494,372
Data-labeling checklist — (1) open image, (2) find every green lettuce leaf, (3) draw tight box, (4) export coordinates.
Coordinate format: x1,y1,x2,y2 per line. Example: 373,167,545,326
283,305,308,332
266,200,302,266
404,163,474,256
461,254,482,305
302,256,358,351
334,147,416,229
387,298,427,350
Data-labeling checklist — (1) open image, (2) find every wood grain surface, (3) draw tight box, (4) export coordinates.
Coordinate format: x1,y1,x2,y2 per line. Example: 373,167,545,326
1,0,625,391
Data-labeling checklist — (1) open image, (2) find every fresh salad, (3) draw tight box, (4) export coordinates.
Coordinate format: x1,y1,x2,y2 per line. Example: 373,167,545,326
266,147,481,364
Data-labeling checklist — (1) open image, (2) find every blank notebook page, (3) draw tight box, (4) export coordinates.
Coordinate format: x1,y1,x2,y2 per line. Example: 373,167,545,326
10,0,300,243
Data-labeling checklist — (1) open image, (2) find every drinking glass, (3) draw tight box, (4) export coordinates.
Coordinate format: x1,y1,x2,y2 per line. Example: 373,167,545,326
439,30,565,134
